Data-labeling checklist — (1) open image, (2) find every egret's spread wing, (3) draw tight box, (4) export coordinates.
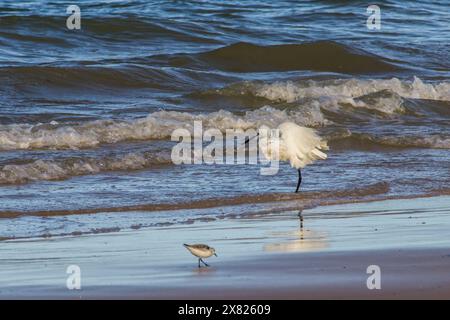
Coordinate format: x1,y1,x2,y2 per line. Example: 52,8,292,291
279,122,328,169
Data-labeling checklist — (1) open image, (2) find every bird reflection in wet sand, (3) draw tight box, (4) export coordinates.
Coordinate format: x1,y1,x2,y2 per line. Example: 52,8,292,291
264,210,329,253
299,210,304,240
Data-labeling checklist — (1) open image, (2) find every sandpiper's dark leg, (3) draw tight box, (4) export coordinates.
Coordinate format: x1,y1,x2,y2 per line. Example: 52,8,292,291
200,258,209,267
198,258,201,268
295,169,302,193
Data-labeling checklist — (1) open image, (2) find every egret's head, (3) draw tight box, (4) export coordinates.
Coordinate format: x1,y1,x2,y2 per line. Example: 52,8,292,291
258,124,271,139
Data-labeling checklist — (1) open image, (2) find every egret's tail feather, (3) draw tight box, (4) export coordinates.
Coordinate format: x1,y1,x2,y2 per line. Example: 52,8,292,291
311,148,327,160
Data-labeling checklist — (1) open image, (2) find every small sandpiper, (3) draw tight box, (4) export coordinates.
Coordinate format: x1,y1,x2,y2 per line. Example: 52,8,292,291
183,243,218,268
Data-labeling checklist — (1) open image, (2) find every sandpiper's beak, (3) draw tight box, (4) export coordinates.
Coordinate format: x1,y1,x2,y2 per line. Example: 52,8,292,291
214,253,218,257
244,133,259,145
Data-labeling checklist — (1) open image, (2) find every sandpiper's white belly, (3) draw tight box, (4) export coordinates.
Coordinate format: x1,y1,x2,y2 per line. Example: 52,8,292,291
187,247,213,258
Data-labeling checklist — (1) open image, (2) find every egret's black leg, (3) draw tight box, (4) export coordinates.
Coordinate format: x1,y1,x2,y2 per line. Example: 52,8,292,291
295,169,302,193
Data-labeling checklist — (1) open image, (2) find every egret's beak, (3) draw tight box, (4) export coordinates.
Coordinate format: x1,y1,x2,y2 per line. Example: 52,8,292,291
244,133,259,145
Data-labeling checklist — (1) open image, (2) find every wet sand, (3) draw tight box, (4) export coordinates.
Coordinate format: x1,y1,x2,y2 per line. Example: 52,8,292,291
1,196,450,299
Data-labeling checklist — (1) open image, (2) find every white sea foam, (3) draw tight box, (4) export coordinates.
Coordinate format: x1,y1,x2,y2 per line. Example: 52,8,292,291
0,152,171,185
0,106,327,151
254,77,450,113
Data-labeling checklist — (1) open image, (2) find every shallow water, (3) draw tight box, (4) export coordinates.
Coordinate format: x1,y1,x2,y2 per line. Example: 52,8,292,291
0,0,449,239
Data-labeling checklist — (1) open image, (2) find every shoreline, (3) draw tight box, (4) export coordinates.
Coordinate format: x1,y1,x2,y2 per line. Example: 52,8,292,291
2,181,450,218
2,189,450,242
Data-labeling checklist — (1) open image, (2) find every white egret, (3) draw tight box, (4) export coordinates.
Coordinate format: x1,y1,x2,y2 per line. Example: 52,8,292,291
246,122,328,192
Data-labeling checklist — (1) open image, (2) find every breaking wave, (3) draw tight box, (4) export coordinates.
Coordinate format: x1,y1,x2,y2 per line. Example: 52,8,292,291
209,76,450,114
0,106,326,151
254,77,450,102
0,151,171,185
0,77,448,151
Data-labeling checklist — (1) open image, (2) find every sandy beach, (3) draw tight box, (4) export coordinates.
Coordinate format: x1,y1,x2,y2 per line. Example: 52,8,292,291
1,195,450,299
